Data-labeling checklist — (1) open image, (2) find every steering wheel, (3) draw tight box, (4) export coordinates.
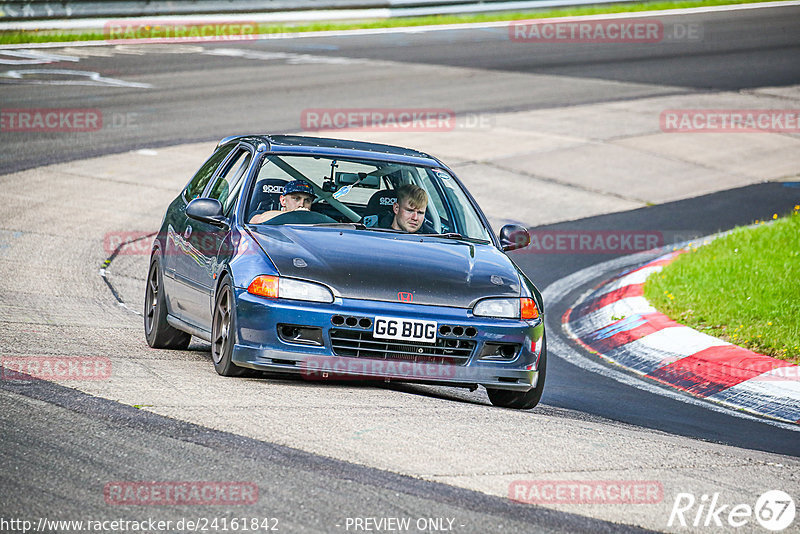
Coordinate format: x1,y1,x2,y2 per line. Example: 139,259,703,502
265,210,337,225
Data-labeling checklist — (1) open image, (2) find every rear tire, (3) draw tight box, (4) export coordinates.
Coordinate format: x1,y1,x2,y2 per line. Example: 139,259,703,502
487,336,547,410
144,255,191,349
211,277,248,377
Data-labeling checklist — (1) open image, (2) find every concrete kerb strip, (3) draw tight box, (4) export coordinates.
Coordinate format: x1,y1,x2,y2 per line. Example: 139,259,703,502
559,235,800,425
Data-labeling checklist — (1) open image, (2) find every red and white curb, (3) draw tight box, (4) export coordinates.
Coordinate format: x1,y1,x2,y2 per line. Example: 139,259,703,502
562,250,800,424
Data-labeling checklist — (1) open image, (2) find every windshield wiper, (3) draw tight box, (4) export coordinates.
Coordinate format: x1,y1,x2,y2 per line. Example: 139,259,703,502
309,223,416,234
311,222,367,230
303,225,488,243
422,232,490,244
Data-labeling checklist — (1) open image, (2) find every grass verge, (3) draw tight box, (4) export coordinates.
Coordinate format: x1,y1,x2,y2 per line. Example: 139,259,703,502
0,0,782,45
644,206,800,364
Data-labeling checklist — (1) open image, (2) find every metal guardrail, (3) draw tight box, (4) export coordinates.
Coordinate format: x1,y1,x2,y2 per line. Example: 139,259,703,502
1,0,546,20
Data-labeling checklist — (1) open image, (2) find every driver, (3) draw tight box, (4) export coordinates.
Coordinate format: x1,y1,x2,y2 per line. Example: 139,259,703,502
388,184,428,233
249,179,315,224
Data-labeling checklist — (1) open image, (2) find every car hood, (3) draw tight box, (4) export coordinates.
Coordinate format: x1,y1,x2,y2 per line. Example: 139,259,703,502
248,225,521,307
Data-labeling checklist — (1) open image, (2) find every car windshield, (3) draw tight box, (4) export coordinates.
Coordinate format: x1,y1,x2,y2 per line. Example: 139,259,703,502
245,154,492,242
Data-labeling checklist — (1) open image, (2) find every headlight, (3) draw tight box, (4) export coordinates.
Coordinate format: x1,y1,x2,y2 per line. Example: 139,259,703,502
247,275,334,303
473,297,539,320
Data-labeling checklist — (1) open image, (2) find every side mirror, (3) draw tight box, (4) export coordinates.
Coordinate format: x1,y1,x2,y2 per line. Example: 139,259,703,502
186,198,228,229
499,224,530,252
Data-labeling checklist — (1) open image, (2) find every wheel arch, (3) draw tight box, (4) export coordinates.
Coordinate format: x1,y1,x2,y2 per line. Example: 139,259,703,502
211,266,235,318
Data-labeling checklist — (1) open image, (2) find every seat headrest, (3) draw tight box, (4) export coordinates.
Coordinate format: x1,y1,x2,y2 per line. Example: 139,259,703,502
249,178,288,215
365,190,397,214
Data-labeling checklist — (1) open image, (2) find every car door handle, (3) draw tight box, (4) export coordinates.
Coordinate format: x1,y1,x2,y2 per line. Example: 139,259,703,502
184,225,192,239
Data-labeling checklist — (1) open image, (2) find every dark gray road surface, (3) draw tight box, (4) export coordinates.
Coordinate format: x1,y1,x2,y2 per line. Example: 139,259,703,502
1,4,799,174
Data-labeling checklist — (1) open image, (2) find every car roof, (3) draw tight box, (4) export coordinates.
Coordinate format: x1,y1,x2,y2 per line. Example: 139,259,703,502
218,134,442,167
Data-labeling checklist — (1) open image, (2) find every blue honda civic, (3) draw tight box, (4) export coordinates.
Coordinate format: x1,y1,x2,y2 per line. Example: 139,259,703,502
145,135,546,409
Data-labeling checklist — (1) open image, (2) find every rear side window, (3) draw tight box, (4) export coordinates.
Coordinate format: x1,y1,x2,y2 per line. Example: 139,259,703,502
183,143,235,202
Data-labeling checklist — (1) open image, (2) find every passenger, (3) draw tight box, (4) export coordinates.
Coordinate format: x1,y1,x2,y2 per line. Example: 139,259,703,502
389,184,428,233
249,180,315,224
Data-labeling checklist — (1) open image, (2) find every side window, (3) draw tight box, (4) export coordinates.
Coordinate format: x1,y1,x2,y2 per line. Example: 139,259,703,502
207,148,253,216
416,168,450,233
435,171,492,241
184,143,235,202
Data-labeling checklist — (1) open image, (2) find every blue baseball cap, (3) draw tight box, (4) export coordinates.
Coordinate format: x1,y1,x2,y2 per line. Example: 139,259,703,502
283,180,315,198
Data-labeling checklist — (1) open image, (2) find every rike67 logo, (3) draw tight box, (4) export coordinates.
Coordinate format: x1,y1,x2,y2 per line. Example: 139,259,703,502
668,490,795,531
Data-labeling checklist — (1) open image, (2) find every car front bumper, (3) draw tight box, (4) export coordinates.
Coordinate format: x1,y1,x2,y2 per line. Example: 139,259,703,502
231,290,544,391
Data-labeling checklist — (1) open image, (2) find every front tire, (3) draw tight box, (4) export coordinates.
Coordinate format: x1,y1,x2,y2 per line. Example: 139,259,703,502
487,336,547,410
211,276,248,377
144,255,191,349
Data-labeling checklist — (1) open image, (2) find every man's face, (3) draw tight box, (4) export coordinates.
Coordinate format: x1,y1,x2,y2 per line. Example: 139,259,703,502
392,198,427,233
281,193,313,211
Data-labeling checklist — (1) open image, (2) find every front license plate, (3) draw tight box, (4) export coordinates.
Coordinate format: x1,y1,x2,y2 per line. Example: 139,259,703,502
373,316,437,344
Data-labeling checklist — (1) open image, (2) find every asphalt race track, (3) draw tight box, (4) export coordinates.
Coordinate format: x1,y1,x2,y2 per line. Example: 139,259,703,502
4,3,800,175
1,3,800,532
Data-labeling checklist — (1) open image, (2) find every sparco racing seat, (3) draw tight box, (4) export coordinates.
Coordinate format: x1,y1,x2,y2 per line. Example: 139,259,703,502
362,190,398,228
247,178,288,219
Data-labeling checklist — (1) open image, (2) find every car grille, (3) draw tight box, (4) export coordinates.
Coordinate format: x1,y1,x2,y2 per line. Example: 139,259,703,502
329,329,475,365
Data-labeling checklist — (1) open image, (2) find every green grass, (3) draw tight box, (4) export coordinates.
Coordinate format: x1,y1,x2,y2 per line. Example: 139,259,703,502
644,206,800,364
0,0,781,45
